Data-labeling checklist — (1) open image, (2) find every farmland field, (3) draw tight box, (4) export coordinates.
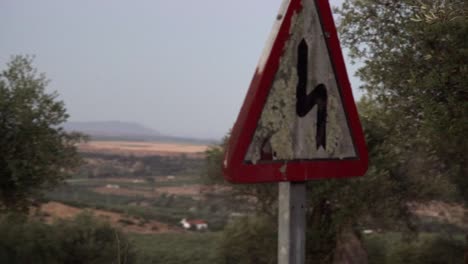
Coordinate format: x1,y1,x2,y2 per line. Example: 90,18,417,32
41,139,233,262
78,140,209,157
47,139,231,227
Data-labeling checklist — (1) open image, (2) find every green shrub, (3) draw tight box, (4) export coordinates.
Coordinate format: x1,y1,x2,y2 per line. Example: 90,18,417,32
416,236,464,264
217,215,277,264
0,212,136,264
364,235,388,264
131,233,220,264
365,233,465,264
389,241,421,264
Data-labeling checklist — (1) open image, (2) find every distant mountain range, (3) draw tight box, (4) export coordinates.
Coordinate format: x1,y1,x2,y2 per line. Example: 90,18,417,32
64,121,216,145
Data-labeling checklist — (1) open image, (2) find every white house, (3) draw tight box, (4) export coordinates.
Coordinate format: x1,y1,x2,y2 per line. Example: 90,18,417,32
180,218,208,231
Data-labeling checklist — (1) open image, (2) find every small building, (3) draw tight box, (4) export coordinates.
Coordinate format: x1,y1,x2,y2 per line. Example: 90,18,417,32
180,218,208,231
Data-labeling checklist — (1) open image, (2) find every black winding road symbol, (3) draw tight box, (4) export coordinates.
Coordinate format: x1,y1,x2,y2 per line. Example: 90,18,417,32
296,39,328,150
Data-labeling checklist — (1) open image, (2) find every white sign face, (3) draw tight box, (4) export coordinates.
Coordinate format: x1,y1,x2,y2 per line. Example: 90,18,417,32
245,0,357,164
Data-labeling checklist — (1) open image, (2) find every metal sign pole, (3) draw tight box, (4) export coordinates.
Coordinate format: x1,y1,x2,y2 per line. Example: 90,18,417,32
278,182,306,264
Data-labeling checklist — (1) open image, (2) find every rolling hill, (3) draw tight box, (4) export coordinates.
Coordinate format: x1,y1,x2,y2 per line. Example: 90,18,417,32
64,121,216,144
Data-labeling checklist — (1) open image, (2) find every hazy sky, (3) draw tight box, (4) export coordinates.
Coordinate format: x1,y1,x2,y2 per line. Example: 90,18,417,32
0,0,362,139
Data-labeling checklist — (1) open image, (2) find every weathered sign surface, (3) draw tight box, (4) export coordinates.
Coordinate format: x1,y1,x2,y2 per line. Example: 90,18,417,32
223,0,368,183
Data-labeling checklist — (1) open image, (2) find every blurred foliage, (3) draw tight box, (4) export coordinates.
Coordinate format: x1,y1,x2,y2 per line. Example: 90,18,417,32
0,212,135,264
0,55,86,211
131,233,219,264
203,145,225,185
337,0,468,260
337,0,467,204
217,215,277,264
411,0,467,24
203,133,229,185
365,233,464,264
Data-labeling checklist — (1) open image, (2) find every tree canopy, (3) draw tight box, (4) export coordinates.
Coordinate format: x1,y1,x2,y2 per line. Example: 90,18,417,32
0,55,85,211
337,0,467,203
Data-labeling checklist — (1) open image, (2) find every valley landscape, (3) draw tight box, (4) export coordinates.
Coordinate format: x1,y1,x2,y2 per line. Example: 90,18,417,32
32,121,465,263
37,121,230,263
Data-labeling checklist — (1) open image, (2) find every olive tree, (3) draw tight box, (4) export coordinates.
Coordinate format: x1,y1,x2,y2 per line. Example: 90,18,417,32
0,55,85,211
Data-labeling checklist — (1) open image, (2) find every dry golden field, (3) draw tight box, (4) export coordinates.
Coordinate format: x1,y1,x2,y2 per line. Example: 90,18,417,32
78,140,208,157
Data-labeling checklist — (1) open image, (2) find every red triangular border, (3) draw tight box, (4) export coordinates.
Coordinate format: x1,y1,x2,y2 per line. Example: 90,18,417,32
223,0,368,183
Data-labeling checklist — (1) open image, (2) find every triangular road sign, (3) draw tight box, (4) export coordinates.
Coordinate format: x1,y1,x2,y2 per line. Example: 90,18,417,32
223,0,368,183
